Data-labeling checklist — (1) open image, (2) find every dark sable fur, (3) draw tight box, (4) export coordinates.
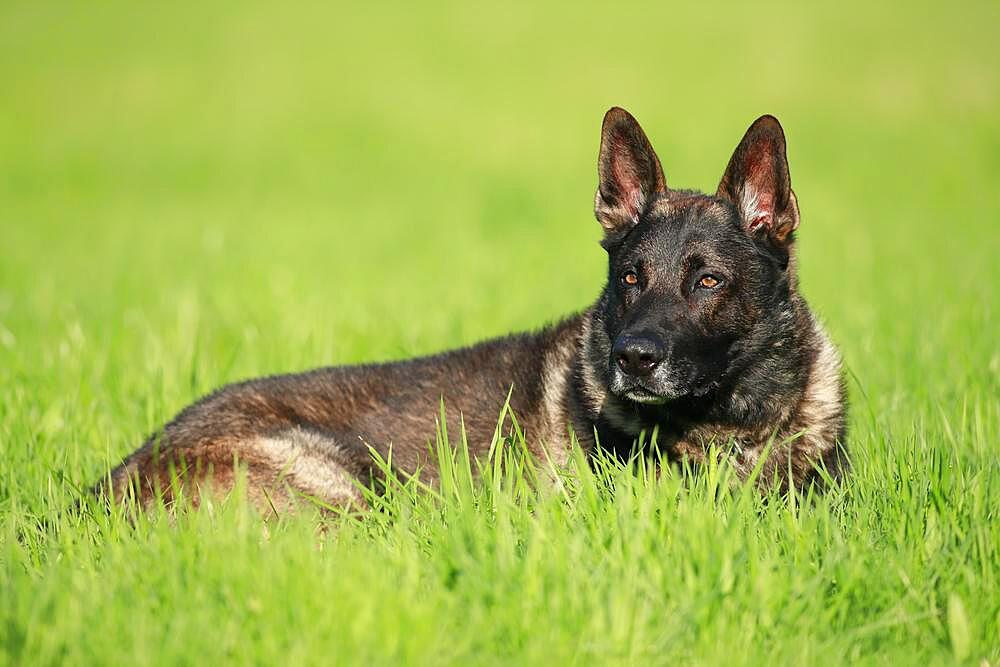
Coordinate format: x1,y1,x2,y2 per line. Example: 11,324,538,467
95,108,847,513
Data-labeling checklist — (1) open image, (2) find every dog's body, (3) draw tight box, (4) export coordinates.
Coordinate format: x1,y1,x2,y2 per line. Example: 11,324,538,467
98,109,847,512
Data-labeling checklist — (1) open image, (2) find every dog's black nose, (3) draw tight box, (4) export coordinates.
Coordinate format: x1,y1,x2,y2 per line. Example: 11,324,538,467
613,333,667,377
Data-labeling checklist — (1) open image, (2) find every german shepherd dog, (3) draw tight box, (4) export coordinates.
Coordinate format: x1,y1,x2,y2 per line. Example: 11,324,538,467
95,108,847,514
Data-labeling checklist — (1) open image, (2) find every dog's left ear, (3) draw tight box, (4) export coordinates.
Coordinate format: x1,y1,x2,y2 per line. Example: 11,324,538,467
595,107,667,237
717,115,799,246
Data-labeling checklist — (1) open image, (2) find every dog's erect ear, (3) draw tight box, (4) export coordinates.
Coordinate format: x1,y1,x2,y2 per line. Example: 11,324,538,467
595,107,667,236
717,115,799,245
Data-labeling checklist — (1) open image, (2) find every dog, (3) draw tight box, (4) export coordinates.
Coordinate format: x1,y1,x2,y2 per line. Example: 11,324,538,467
94,108,847,514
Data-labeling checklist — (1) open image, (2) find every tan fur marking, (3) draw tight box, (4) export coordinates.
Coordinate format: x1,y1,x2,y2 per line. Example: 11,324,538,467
788,319,845,466
536,326,578,464
799,322,843,429
245,429,365,508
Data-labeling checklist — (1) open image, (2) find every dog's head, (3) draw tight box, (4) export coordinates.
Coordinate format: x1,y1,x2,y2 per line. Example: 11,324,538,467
591,107,801,406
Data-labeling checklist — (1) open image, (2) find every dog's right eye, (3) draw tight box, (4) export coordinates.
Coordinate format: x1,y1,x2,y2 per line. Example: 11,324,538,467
620,271,639,287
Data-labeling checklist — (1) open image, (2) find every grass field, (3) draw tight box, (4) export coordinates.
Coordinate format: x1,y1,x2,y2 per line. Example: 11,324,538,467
2,0,999,664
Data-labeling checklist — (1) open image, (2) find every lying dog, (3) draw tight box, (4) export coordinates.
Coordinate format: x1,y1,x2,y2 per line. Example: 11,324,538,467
95,108,847,513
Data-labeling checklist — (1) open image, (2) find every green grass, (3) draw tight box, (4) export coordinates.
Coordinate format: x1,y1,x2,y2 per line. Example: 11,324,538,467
1,0,999,664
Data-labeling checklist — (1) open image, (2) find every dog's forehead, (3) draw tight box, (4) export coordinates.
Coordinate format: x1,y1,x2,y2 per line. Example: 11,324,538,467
650,193,732,224
619,193,740,260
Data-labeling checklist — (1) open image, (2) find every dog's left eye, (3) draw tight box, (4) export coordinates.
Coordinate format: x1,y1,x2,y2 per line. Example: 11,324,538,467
697,274,722,290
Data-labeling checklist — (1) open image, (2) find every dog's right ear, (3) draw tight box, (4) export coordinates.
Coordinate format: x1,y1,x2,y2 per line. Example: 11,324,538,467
595,107,667,238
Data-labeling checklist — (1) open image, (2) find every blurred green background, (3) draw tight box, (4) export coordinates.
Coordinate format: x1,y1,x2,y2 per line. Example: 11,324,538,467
1,1,998,663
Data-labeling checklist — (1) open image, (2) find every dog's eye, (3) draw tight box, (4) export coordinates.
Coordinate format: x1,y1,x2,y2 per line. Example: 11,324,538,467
697,275,721,289
621,271,640,287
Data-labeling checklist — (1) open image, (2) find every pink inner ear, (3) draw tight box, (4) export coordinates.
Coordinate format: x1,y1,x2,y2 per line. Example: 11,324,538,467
741,182,774,230
609,136,644,219
741,145,777,230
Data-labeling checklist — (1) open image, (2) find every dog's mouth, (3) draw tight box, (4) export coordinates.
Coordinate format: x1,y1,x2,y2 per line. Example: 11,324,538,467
608,353,727,406
607,361,694,405
622,386,671,405
605,350,712,406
